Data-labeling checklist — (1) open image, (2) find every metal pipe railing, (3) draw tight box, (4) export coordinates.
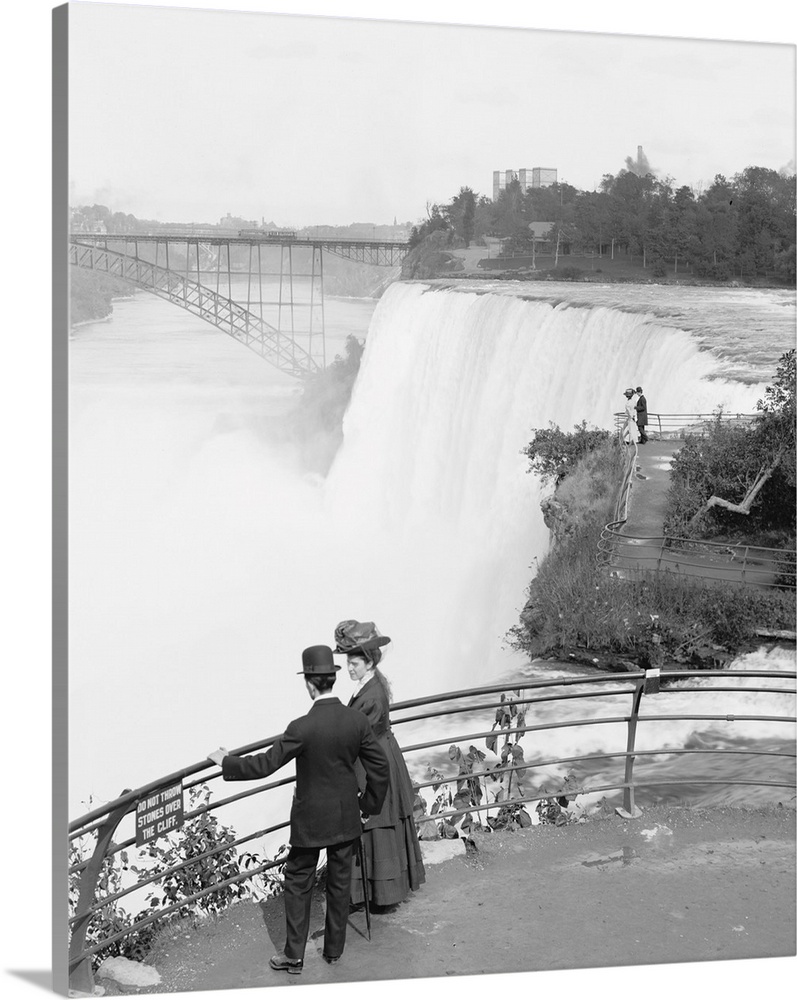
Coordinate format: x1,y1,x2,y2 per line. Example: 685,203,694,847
613,411,760,439
67,669,796,994
597,526,796,589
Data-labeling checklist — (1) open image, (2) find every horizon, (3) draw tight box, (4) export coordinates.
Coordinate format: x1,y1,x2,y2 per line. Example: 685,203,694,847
68,4,795,229
70,158,797,233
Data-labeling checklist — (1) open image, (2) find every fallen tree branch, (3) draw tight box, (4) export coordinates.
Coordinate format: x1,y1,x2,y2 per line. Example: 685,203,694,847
687,448,785,528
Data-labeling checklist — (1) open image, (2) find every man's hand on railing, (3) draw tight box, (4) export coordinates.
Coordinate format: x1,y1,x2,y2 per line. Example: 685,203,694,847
207,747,229,766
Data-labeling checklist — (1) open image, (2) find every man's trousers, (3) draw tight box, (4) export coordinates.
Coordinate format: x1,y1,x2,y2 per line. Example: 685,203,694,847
283,838,356,961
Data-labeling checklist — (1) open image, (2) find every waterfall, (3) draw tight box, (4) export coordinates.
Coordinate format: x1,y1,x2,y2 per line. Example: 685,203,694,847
68,282,779,809
322,282,765,692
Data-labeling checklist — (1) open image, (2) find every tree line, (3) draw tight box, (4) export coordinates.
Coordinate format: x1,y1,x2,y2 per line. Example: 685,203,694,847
410,165,796,283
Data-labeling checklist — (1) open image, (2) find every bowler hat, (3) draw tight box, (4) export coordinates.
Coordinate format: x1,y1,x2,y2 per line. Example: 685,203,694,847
297,644,340,675
635,386,644,393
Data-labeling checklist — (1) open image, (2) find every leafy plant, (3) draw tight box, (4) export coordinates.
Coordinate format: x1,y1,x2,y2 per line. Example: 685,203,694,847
486,691,526,752
68,784,286,970
535,773,580,826
522,421,613,486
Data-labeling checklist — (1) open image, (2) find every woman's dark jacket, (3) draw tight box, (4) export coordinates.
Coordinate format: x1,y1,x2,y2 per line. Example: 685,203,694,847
348,676,416,830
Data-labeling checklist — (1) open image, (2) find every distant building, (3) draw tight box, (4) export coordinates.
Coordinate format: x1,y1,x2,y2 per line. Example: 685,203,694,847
219,213,258,230
531,168,558,188
493,167,558,200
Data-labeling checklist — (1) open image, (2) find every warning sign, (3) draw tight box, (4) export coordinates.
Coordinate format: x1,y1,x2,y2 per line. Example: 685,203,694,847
135,783,184,846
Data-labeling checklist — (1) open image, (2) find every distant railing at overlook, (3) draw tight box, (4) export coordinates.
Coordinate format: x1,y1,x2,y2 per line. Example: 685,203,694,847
612,410,760,439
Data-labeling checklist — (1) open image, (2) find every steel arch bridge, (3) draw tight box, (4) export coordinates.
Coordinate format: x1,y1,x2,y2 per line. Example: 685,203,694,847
69,232,411,378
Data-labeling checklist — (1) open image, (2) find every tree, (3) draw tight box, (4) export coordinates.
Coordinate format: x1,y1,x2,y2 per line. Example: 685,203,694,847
490,179,531,238
670,186,698,274
442,187,477,247
756,348,796,489
732,167,796,278
573,191,611,255
407,203,448,248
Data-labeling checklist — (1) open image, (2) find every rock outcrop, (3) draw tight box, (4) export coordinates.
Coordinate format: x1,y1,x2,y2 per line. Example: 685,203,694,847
540,494,577,545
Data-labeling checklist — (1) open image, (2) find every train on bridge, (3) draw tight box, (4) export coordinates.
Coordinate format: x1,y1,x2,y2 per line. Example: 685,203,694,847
237,228,297,241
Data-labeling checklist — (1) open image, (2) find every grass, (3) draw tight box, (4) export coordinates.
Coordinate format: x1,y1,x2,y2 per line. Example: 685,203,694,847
471,249,790,286
512,534,795,662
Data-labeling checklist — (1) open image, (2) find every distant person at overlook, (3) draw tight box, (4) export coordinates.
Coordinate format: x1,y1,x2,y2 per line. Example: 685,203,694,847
635,386,649,444
622,388,638,445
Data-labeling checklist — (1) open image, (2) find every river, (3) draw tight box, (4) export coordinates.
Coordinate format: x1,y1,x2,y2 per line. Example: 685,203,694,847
68,279,795,835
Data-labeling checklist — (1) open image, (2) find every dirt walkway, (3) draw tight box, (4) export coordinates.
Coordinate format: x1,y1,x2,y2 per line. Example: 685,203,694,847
104,804,795,993
623,438,683,537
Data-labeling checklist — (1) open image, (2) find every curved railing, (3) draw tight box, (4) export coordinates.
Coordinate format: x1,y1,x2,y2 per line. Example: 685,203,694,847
612,411,760,439
598,527,796,589
67,670,796,993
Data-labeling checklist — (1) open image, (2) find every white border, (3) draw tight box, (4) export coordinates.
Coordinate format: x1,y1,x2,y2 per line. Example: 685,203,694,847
2,2,795,999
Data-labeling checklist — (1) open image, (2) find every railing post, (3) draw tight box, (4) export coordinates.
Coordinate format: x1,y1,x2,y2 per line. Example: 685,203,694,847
68,795,132,995
615,680,644,819
742,546,749,585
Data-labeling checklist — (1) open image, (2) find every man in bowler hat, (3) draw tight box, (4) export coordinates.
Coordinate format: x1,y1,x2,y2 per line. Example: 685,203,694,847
635,386,649,444
208,645,389,974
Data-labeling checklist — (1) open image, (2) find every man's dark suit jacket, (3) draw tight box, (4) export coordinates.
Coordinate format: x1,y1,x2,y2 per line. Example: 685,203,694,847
222,697,389,848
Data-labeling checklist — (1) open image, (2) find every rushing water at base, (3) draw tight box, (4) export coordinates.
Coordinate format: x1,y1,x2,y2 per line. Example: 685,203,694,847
399,645,795,824
68,281,795,834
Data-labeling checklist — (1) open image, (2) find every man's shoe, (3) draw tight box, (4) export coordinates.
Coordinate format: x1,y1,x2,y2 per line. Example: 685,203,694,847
269,952,303,975
322,954,340,965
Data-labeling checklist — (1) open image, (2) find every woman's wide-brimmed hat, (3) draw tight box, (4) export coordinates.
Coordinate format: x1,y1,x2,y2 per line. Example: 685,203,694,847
333,619,391,656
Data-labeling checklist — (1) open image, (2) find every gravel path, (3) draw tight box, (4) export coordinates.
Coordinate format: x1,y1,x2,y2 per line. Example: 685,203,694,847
103,804,795,994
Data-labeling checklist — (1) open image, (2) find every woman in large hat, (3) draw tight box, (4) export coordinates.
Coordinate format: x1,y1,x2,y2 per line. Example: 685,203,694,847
333,619,426,908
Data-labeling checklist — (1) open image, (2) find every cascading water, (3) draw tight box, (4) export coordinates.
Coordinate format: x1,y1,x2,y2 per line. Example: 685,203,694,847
68,281,794,827
323,282,772,687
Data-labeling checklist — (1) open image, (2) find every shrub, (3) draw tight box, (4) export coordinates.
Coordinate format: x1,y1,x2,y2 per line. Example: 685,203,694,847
70,268,133,325
522,421,614,486
69,785,285,970
556,265,585,281
555,438,626,524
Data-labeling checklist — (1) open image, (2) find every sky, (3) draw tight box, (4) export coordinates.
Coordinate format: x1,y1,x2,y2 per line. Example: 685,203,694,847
2,2,796,1000
67,1,796,228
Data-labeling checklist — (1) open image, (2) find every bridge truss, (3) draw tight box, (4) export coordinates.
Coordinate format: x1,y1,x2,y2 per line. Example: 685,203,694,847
69,232,411,377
